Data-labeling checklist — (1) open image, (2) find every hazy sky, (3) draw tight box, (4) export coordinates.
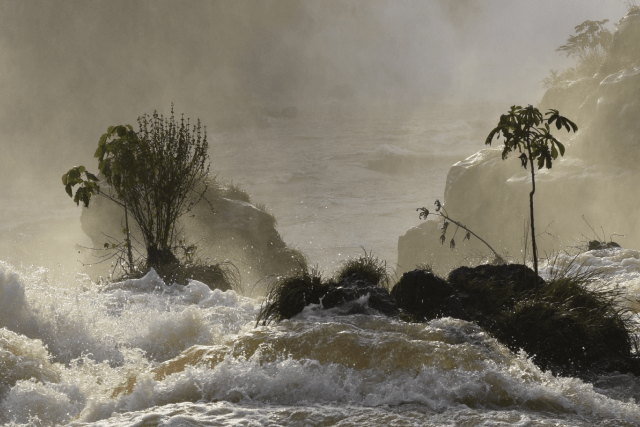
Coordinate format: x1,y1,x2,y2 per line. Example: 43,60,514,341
0,0,631,192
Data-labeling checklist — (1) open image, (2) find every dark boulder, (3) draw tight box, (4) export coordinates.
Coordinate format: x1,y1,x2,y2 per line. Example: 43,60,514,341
448,263,545,295
447,264,545,326
588,240,621,250
321,274,398,317
391,269,468,321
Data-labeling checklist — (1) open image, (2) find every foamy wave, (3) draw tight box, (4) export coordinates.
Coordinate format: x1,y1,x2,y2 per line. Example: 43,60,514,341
76,316,640,424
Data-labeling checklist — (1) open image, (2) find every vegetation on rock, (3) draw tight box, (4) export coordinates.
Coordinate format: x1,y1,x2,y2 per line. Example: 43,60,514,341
256,267,328,325
493,263,638,374
392,259,638,376
543,19,613,88
334,250,391,289
63,106,210,272
257,252,395,325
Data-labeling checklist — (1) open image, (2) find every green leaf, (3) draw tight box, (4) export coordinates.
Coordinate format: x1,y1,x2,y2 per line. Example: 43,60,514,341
65,184,72,197
486,128,500,145
85,171,99,181
519,153,528,169
94,144,105,159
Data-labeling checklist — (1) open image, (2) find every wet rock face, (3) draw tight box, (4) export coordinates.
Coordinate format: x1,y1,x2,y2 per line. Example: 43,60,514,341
608,9,640,69
80,189,301,281
321,273,399,317
397,11,640,274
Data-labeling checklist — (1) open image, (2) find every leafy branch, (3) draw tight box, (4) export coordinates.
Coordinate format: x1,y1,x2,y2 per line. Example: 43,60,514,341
417,200,504,264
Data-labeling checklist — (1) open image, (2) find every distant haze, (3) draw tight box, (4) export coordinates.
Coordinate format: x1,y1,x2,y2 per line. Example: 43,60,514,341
0,0,628,192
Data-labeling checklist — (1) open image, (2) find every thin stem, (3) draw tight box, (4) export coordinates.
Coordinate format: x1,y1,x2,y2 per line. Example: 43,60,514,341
439,211,503,263
526,140,540,296
124,205,134,275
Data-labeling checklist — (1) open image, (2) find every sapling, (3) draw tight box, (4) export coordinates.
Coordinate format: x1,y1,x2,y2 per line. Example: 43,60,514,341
485,105,577,290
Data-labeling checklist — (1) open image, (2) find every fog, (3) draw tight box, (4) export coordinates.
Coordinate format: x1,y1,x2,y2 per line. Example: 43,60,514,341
0,0,627,190
0,0,632,276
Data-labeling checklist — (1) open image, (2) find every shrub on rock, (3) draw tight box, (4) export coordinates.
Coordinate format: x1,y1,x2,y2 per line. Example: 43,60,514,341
493,273,637,374
256,269,328,325
334,251,390,288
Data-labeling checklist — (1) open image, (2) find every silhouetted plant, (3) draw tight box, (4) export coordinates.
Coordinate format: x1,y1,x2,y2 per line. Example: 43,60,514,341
556,19,612,75
334,249,391,288
417,199,504,265
256,267,328,325
63,105,210,272
493,258,638,374
486,105,577,291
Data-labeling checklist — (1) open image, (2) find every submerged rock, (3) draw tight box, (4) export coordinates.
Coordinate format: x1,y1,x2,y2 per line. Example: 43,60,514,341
588,240,622,250
321,273,398,317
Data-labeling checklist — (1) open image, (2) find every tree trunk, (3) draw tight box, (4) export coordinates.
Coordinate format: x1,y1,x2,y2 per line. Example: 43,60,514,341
124,205,134,275
526,143,539,296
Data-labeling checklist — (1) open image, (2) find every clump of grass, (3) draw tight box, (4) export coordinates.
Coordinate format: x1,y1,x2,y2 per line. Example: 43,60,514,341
414,262,433,273
161,260,241,292
256,267,328,326
203,176,252,204
334,249,391,289
492,259,638,374
220,182,252,203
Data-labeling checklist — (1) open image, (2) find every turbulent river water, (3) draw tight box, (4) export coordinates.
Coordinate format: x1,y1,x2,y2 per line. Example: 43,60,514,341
2,105,640,426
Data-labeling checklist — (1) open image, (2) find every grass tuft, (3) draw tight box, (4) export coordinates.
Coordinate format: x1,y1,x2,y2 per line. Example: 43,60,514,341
256,267,328,326
334,249,391,289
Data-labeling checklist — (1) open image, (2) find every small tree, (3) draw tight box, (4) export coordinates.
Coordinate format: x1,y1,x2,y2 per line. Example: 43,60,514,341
62,106,210,271
486,105,577,286
556,19,612,72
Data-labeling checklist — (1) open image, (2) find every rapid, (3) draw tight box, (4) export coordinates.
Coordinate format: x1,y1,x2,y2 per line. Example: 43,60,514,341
2,107,640,426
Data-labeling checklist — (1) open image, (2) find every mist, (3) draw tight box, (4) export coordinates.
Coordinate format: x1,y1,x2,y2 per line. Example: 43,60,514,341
0,1,627,190
0,0,632,276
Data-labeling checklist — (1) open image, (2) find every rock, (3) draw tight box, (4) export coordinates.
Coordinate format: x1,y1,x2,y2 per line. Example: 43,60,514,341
588,240,621,251
448,263,544,296
321,273,398,317
446,264,545,328
397,9,640,273
80,185,303,284
391,269,468,321
606,9,640,73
